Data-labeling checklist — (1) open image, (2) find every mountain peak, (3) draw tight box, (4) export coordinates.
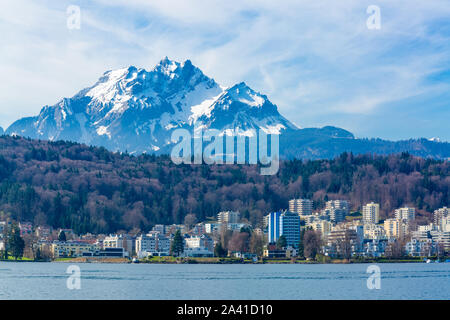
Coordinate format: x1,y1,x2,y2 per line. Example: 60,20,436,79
153,57,199,80
222,82,267,108
155,57,179,74
6,58,299,153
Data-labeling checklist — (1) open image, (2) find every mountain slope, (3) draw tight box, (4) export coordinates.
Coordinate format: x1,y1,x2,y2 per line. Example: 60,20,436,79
0,135,446,232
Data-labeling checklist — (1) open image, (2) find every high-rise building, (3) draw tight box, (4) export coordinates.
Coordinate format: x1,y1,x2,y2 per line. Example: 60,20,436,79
384,218,404,239
268,211,301,248
395,207,415,221
434,207,449,230
289,199,313,216
362,202,380,225
268,211,282,244
217,211,240,224
280,211,301,248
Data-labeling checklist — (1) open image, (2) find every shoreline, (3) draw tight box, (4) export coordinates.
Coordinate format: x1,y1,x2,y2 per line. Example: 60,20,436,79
2,257,441,265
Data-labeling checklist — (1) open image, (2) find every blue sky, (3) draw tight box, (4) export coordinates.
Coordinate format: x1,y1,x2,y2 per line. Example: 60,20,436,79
1,0,449,141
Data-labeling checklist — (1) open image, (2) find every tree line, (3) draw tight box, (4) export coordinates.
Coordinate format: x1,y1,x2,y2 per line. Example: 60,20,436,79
0,135,448,234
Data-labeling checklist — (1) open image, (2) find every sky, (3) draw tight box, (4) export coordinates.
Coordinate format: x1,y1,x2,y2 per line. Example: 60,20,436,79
1,0,449,141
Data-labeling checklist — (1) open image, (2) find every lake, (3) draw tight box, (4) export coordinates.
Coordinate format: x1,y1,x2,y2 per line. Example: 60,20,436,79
0,262,448,299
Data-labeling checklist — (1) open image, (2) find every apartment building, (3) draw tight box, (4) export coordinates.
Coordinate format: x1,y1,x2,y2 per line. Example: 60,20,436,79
326,200,349,214
268,211,282,244
268,211,300,248
384,218,405,239
217,211,240,224
362,202,380,225
280,211,301,248
395,207,415,221
434,207,449,231
184,234,214,251
289,199,313,216
363,223,386,240
51,241,100,258
135,232,171,257
322,207,346,224
308,219,332,235
103,234,134,255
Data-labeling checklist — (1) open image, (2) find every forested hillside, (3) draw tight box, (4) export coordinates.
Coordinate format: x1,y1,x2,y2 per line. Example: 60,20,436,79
0,135,448,234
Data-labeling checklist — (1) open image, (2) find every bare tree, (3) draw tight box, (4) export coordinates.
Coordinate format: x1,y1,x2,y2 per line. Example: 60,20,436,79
219,224,233,251
249,233,264,256
303,230,322,260
184,213,197,231
228,231,250,253
337,231,353,259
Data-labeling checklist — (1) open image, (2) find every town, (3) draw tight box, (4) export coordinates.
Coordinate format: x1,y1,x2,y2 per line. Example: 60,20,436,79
0,200,449,263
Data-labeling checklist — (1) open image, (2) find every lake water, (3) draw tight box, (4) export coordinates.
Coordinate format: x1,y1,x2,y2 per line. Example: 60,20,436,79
0,262,448,299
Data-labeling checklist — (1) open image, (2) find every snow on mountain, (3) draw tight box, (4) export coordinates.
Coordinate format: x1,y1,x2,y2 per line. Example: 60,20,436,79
6,58,298,154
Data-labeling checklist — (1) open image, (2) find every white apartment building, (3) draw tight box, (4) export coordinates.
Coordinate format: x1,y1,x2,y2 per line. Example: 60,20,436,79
135,232,170,258
434,207,449,231
184,235,214,251
326,200,349,214
289,199,313,216
442,217,450,232
217,211,240,224
432,231,450,252
309,219,332,235
362,202,380,225
363,223,386,240
183,235,214,257
205,223,220,234
395,207,415,221
384,218,406,239
103,234,134,255
51,241,100,258
152,224,166,235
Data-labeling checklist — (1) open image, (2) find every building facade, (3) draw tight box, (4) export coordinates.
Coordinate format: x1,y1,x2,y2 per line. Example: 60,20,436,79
289,199,313,216
280,211,301,248
217,211,240,224
362,202,380,225
395,207,415,221
268,211,282,244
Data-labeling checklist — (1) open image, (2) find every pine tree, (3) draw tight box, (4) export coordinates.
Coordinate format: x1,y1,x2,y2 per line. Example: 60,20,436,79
170,230,184,257
298,228,305,258
214,242,227,257
276,235,287,250
58,230,67,242
8,224,25,260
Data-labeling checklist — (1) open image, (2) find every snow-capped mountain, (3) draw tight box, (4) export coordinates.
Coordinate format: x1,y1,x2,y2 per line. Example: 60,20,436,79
6,57,449,160
6,58,298,154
